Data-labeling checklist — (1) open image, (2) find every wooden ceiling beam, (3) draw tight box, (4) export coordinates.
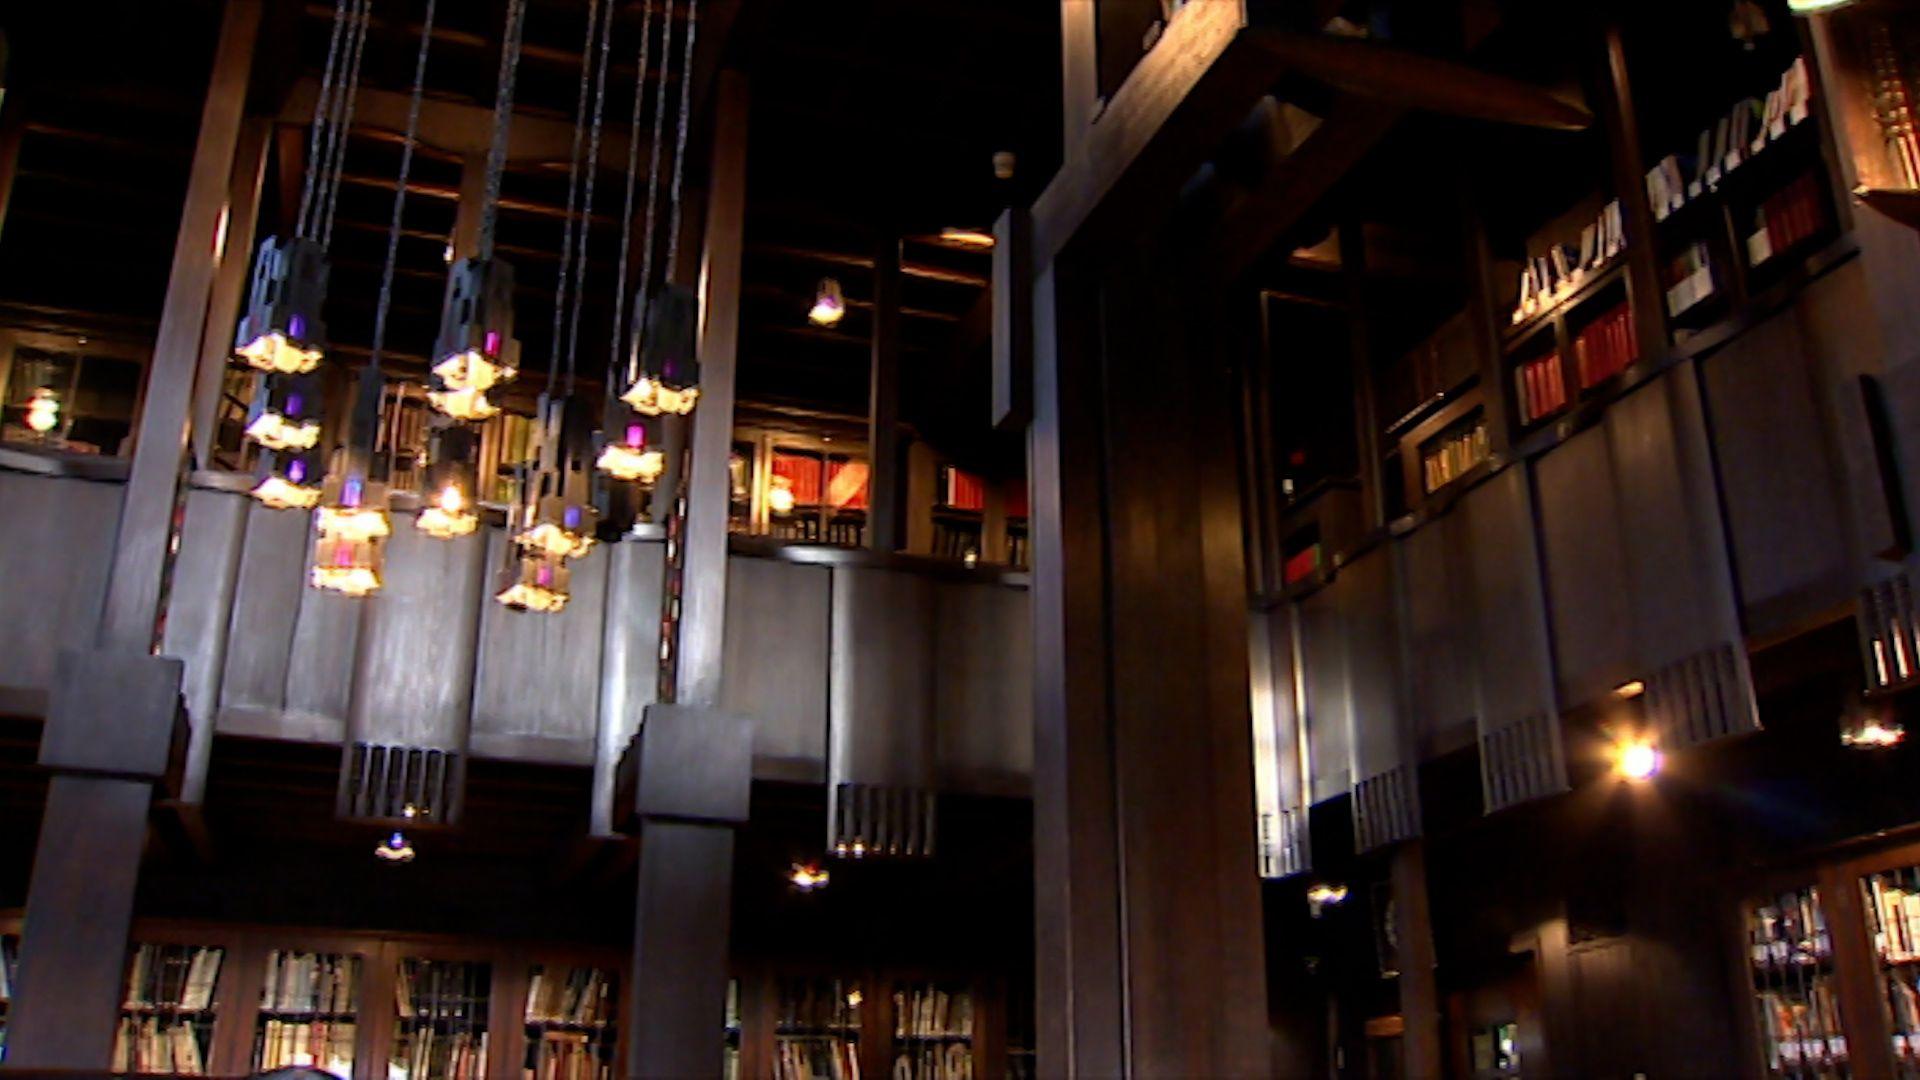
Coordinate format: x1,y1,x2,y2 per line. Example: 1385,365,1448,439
748,244,988,288
334,172,620,227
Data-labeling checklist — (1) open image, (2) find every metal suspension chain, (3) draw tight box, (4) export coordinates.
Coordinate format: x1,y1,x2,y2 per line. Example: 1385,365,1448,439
317,0,375,249
368,0,439,372
608,0,658,387
297,0,352,240
545,0,603,398
631,0,678,371
663,0,699,283
563,0,617,393
479,0,531,260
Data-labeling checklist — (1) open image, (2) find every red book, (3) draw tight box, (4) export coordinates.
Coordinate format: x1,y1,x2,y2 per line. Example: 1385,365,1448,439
1517,367,1533,424
1524,360,1541,422
1548,353,1566,411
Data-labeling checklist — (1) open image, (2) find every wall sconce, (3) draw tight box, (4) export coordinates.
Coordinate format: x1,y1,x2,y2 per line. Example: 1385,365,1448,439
767,475,796,516
808,278,846,327
24,386,59,434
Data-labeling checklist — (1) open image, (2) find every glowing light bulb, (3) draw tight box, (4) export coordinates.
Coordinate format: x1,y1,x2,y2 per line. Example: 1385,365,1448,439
808,278,846,327
417,483,478,539
768,477,796,516
24,387,59,434
1615,739,1661,782
789,862,831,892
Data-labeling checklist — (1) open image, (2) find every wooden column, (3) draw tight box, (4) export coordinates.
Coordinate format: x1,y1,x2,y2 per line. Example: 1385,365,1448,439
626,68,750,1080
1060,0,1100,148
867,234,903,553
1029,240,1271,1072
191,116,272,468
5,1,260,1070
1391,842,1443,1079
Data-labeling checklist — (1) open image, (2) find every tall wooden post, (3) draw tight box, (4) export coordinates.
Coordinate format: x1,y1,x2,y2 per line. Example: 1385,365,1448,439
1028,242,1272,1073
5,0,260,1069
867,234,903,552
626,68,750,1080
191,116,272,468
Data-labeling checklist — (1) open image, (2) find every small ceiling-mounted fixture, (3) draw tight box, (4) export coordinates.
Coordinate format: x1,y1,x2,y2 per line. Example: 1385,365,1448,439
1612,736,1661,782
937,227,996,250
788,862,830,892
992,150,1016,180
24,386,58,435
1306,881,1348,918
808,277,847,327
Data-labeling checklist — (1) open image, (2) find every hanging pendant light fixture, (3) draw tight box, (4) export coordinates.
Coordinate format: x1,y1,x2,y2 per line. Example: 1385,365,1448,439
310,366,392,597
594,0,663,502
808,278,847,326
239,0,372,506
495,0,609,611
416,422,480,539
24,386,59,435
619,0,703,419
427,0,529,423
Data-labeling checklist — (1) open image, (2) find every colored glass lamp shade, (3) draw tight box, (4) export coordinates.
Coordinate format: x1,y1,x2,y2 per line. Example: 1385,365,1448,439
415,424,481,539
24,386,59,434
594,421,665,484
512,394,599,560
242,372,322,452
429,258,520,421
621,285,702,417
807,277,846,326
250,453,322,510
233,237,329,375
495,550,571,613
311,475,391,597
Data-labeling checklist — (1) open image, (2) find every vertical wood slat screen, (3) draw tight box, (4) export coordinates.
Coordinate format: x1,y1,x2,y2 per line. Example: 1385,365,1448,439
1249,609,1309,878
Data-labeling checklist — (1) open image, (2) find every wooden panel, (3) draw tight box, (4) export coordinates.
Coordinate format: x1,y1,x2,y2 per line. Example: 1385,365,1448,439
469,529,608,748
0,472,119,704
217,503,310,723
719,555,828,781
1340,545,1407,787
1398,511,1476,749
1296,583,1350,803
827,567,935,791
1534,424,1635,707
933,581,1033,797
591,539,663,835
1461,469,1564,809
1701,309,1853,631
160,486,249,801
282,569,363,733
345,517,489,751
1250,609,1308,878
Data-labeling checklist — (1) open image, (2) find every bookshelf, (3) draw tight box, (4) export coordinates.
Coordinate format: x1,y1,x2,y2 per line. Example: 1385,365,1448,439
891,981,975,1080
253,950,362,1075
1862,865,1920,1075
114,941,227,1076
520,964,617,1080
772,975,863,1080
1745,885,1846,1078
391,957,492,1080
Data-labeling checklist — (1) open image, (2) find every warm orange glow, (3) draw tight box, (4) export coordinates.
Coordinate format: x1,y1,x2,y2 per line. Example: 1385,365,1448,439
236,331,324,375
251,475,321,510
427,386,499,421
767,476,796,516
244,410,320,451
24,387,59,434
1614,680,1646,699
788,862,830,892
595,441,665,483
621,376,699,416
416,484,478,539
1614,738,1661,782
938,227,996,249
807,278,846,327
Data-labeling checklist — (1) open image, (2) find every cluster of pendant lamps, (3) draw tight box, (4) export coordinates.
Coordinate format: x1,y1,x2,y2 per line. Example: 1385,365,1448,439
229,0,705,612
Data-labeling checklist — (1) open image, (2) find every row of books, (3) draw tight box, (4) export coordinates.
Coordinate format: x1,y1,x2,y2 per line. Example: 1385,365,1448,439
110,1015,212,1075
1665,242,1716,319
1868,876,1920,962
775,1036,861,1080
1511,201,1626,325
396,959,491,1021
1647,57,1813,221
525,966,614,1026
891,1044,972,1080
529,1029,613,1080
1868,25,1920,190
1751,888,1832,969
1571,302,1636,391
893,987,973,1039
255,1018,356,1075
1757,981,1845,1071
393,1026,488,1080
1420,418,1488,495
1514,352,1567,427
938,467,987,513
125,944,224,1011
775,979,862,1033
1746,172,1828,269
262,950,360,1014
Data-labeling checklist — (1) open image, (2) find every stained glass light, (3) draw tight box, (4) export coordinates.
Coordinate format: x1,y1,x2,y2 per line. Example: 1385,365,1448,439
807,277,846,326
24,386,58,434
233,237,330,375
416,423,480,539
429,258,520,421
594,420,665,484
512,394,598,560
495,550,571,613
310,370,392,596
621,286,701,416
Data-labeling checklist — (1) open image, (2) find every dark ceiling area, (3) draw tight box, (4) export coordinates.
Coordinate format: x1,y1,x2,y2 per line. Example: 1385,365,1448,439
0,0,1061,474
